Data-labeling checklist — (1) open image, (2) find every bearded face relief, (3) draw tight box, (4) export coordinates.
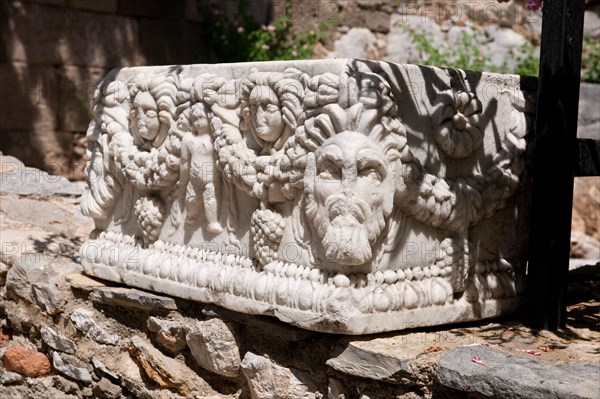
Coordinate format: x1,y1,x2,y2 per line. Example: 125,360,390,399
306,131,393,267
249,85,285,143
132,91,160,142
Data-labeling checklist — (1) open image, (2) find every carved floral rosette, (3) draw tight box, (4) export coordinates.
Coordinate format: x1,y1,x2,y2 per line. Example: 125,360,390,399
79,60,536,334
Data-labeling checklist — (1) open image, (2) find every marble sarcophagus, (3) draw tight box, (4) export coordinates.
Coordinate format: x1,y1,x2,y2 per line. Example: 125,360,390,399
79,59,536,334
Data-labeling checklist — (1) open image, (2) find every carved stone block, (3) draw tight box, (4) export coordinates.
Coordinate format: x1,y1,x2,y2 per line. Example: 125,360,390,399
79,59,536,334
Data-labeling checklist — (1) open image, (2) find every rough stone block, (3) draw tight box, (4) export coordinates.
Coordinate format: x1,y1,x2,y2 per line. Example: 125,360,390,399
5,255,82,315
334,28,378,59
578,83,600,140
241,352,319,399
386,15,445,64
69,308,121,345
0,62,58,132
79,59,535,334
0,164,83,196
0,370,24,385
59,65,110,133
438,345,600,399
90,286,177,311
40,325,77,354
52,351,93,384
326,338,419,384
0,262,10,286
201,305,313,342
2,344,52,377
66,273,106,292
186,318,241,377
93,377,123,399
1,1,144,67
0,153,24,174
147,317,187,353
339,5,391,33
128,336,219,397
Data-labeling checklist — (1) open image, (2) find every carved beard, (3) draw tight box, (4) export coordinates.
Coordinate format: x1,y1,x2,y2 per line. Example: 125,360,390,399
306,192,386,266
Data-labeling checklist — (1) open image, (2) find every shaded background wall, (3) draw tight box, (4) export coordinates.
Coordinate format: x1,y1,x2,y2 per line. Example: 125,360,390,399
0,0,277,179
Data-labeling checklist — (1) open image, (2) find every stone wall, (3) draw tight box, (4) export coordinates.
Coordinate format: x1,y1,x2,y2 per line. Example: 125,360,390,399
0,160,598,398
0,0,273,180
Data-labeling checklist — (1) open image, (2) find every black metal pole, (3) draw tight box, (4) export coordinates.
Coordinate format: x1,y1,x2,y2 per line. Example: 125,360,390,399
526,0,585,330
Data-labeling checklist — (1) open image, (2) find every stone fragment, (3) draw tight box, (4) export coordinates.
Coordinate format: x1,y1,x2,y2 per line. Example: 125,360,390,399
584,7,600,36
2,344,52,377
202,306,313,342
53,374,81,395
93,377,123,399
52,351,93,384
572,176,600,241
40,326,76,354
0,375,75,399
386,15,444,64
66,273,106,292
128,336,214,397
0,370,24,385
70,308,121,345
6,255,82,315
186,318,241,377
90,286,177,312
92,349,152,398
0,261,10,286
91,356,120,381
571,231,600,260
0,328,11,346
0,194,93,264
482,26,527,71
147,317,187,352
334,28,378,59
0,165,83,196
556,362,600,380
339,4,391,33
326,337,418,384
241,352,319,399
0,152,24,174
438,345,600,399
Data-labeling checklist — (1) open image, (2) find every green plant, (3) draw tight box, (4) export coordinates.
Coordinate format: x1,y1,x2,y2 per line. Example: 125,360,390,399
403,27,498,72
514,42,539,77
582,34,600,83
199,0,323,63
402,26,543,76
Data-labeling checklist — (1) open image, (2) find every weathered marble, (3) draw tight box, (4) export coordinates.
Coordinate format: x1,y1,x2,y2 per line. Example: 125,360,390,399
79,59,536,334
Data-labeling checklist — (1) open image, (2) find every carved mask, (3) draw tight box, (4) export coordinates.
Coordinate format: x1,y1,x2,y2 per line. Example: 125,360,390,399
305,131,394,266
